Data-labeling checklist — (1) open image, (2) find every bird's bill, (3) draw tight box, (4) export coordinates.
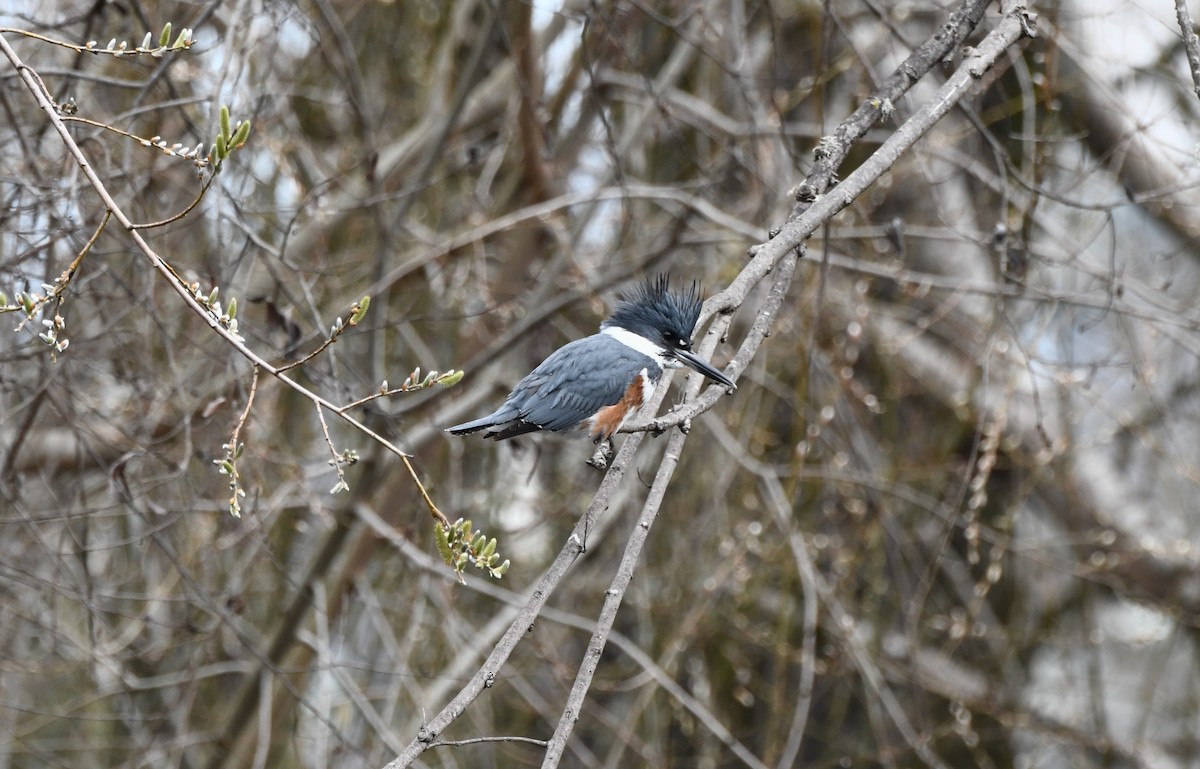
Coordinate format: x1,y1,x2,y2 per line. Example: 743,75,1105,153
674,348,736,389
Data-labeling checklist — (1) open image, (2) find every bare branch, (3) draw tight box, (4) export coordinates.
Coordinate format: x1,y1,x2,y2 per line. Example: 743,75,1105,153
1175,0,1200,102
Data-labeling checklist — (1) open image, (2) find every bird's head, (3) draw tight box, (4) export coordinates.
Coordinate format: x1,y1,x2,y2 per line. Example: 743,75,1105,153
602,275,735,388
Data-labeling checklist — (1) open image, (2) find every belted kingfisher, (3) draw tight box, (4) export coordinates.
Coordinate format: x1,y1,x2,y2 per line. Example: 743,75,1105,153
446,276,734,442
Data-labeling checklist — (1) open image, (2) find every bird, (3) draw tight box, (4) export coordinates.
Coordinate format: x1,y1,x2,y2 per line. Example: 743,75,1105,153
446,275,734,442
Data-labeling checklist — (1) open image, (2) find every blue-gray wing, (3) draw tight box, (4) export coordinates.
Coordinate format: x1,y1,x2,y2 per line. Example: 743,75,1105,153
508,334,656,432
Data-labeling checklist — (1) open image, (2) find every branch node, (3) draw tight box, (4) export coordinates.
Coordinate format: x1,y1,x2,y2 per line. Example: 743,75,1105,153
1017,7,1039,38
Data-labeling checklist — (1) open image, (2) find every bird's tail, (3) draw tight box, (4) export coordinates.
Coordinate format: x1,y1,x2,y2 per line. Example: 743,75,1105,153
445,415,500,435
445,404,520,436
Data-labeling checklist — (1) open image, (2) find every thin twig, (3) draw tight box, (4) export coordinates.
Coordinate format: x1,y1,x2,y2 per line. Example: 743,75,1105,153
218,363,259,516
0,25,191,56
761,475,822,766
338,387,394,413
7,210,110,331
64,209,110,282
314,403,351,494
430,736,550,749
276,333,341,374
230,364,259,454
337,373,460,413
131,172,217,229
60,114,214,184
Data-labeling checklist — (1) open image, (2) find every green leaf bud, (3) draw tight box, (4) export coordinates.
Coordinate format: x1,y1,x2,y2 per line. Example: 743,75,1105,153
349,295,370,326
231,120,251,149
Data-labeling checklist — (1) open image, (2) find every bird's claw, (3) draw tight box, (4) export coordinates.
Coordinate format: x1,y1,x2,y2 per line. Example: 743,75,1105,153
586,438,614,470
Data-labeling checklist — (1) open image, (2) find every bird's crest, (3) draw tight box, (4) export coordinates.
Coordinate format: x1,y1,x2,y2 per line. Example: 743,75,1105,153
603,275,703,342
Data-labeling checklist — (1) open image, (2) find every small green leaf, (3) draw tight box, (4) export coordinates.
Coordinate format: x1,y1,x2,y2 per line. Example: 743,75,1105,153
226,296,237,320
438,370,465,387
159,22,172,48
215,133,227,161
219,106,231,144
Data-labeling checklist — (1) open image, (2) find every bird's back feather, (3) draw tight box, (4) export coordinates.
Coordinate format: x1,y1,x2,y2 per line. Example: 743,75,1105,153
444,334,660,440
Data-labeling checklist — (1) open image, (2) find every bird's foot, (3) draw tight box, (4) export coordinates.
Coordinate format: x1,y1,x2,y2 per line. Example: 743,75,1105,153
586,438,614,470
